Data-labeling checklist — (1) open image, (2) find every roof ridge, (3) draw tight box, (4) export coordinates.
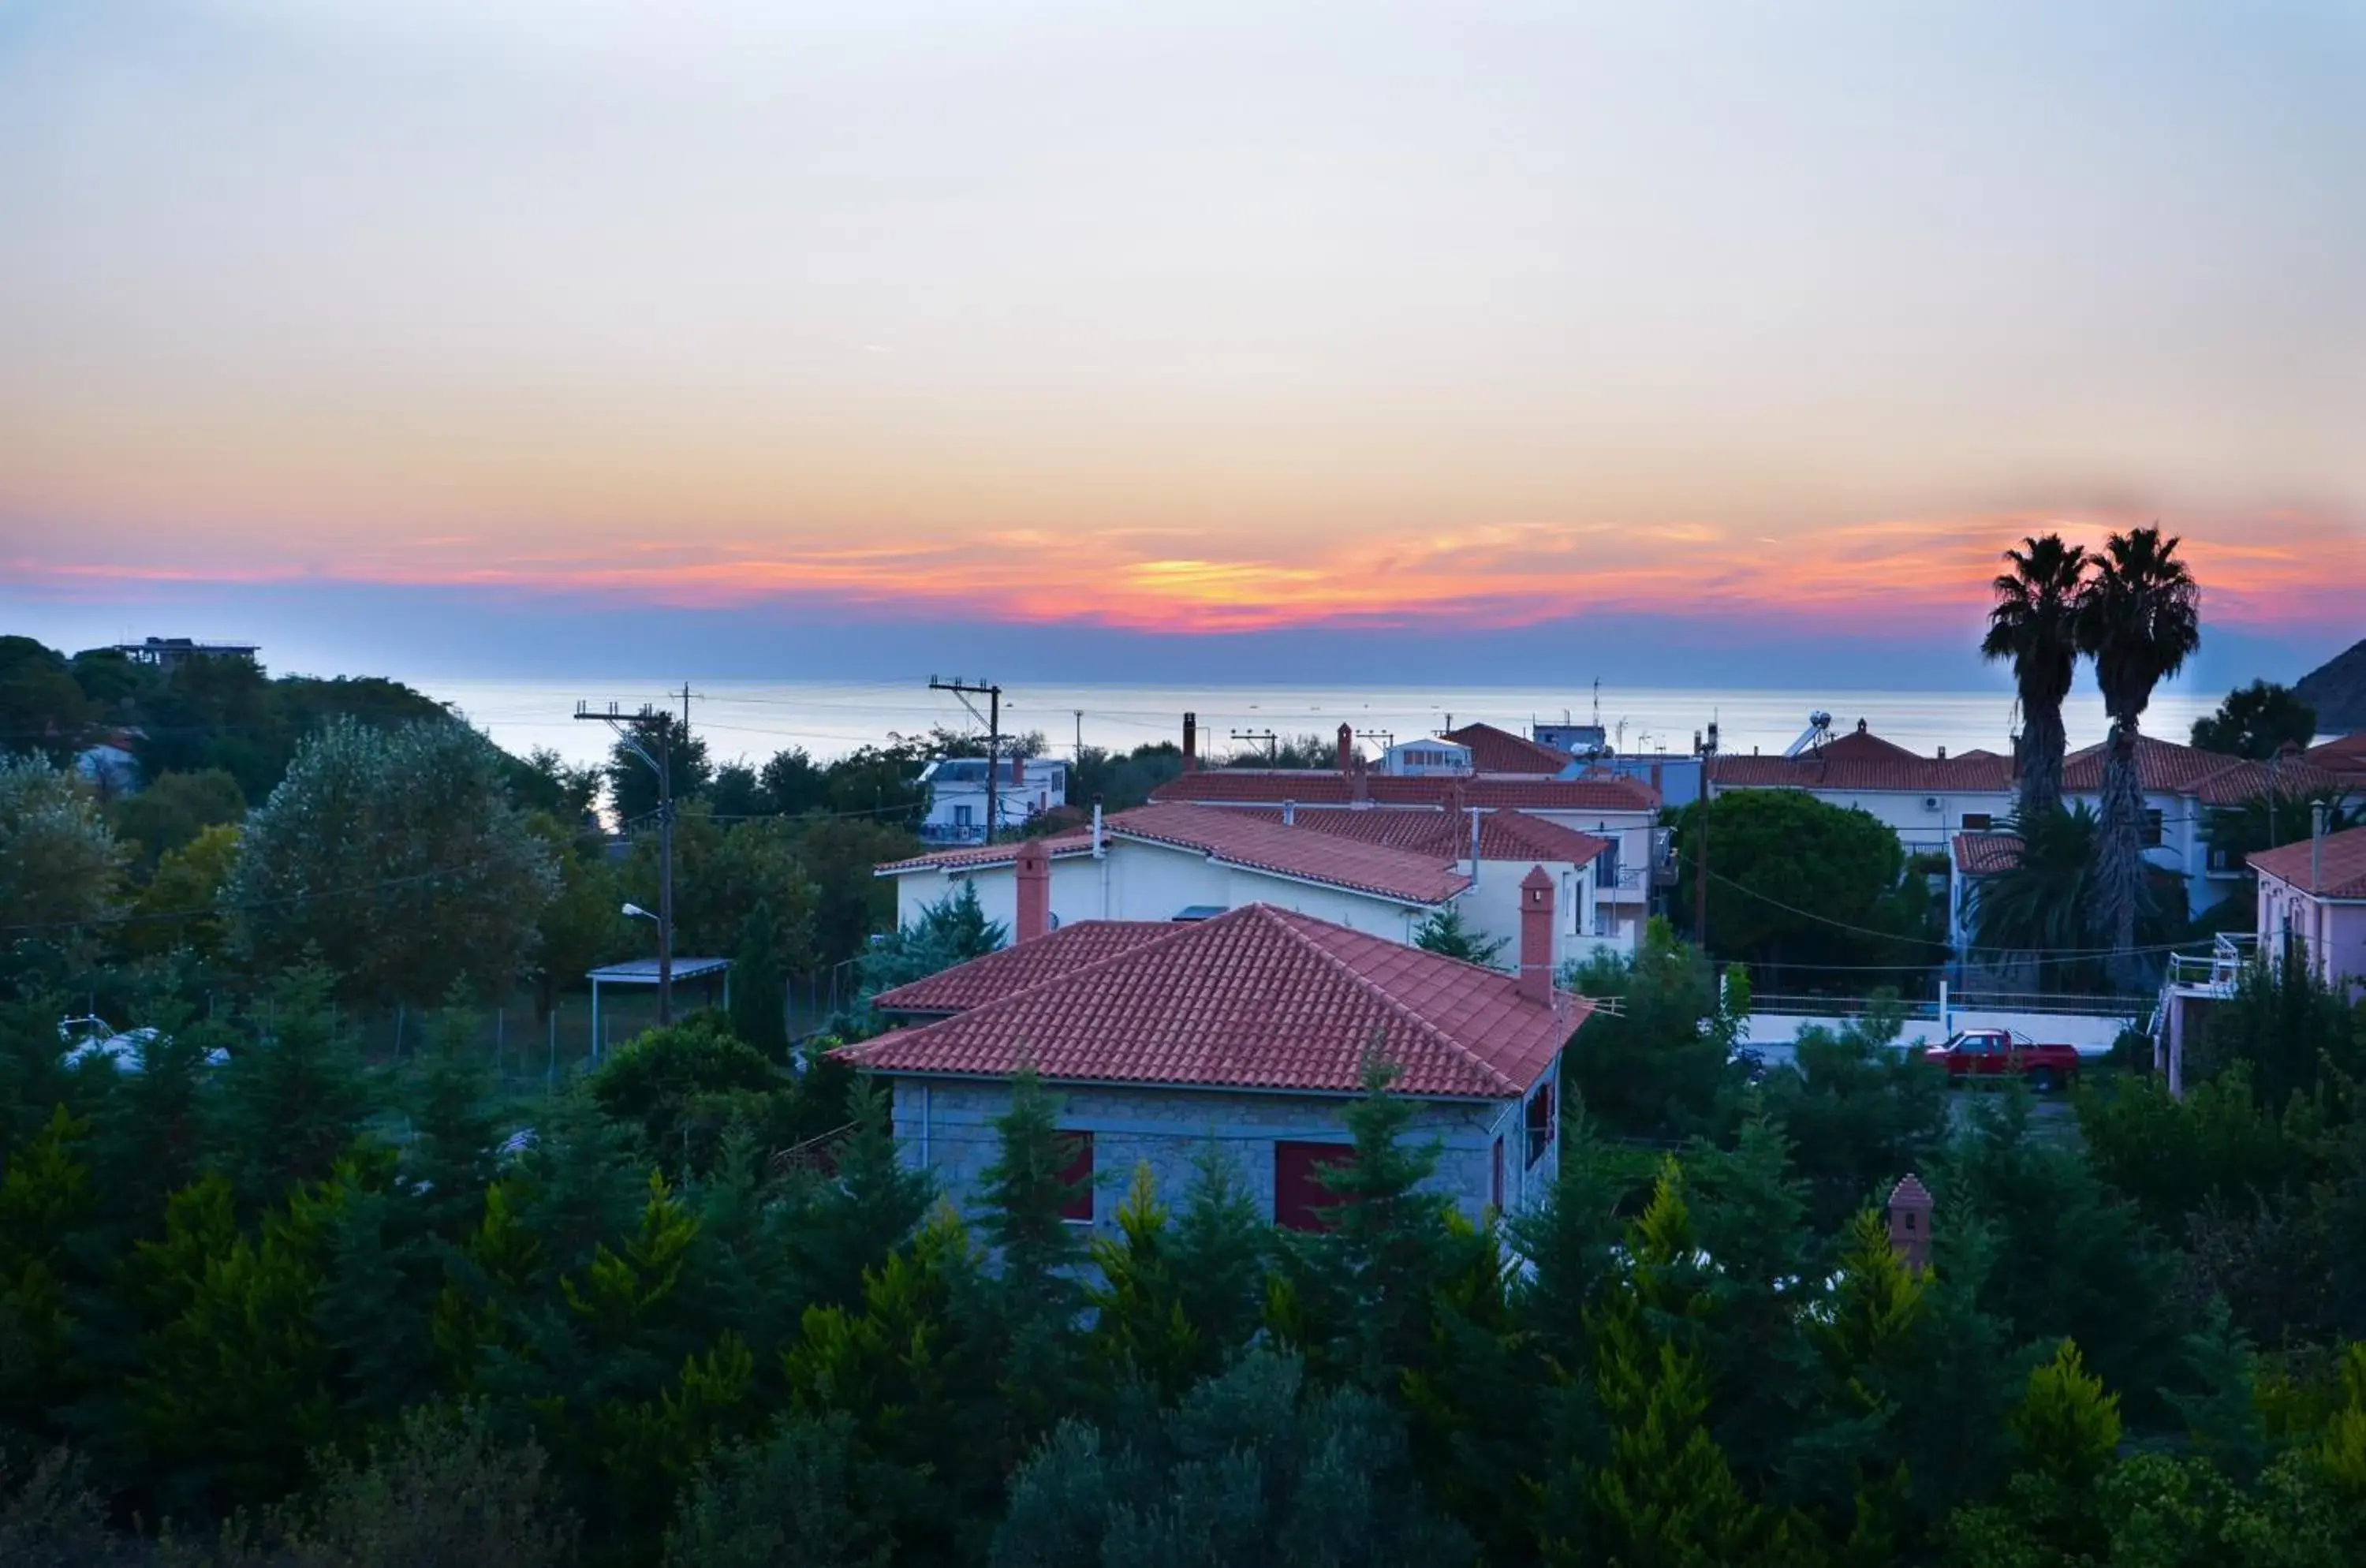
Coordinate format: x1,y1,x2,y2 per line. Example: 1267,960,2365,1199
872,909,1230,1035
1257,907,1524,1097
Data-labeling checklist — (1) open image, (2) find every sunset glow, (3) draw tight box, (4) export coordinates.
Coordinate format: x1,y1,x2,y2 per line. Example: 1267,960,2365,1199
3,2,2359,677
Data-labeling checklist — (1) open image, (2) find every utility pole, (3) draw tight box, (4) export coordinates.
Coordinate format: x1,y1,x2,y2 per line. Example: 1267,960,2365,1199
577,701,676,1025
1230,727,1279,762
929,677,1002,843
1693,720,1719,954
1073,710,1084,764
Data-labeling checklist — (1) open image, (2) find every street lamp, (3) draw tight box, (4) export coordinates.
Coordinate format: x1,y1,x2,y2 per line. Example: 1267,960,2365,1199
622,903,658,923
578,703,677,1025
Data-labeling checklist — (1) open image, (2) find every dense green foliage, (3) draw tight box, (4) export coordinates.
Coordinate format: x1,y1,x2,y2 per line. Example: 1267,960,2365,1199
1666,790,1941,978
2192,681,2319,760
0,920,2362,1563
1414,904,1510,967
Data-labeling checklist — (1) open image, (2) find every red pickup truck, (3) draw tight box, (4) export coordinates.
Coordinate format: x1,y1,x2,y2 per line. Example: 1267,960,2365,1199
1916,1029,2081,1092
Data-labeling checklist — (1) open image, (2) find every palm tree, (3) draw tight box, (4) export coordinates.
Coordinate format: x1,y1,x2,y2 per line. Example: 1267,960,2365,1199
1980,534,2088,821
1969,806,2108,993
2074,525,2201,984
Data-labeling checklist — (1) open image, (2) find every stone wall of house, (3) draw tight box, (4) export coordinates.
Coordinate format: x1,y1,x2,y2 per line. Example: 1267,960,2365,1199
883,1073,1563,1232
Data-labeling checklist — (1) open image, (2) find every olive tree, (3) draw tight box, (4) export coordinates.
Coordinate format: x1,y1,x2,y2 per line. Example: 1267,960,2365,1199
226,719,558,1006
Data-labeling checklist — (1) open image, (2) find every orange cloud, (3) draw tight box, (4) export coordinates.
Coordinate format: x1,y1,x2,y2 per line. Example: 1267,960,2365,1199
9,510,2355,637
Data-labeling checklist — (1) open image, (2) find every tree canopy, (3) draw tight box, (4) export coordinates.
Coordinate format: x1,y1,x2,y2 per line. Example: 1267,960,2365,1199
2192,681,2319,760
225,718,558,1006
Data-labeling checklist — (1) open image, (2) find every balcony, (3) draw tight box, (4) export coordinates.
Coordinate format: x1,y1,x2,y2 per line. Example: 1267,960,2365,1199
2163,932,2255,999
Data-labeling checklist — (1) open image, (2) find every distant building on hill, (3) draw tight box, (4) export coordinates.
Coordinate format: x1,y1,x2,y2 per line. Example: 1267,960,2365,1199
110,637,259,673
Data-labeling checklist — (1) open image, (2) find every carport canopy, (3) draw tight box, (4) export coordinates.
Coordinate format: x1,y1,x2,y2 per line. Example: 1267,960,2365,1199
586,958,733,1060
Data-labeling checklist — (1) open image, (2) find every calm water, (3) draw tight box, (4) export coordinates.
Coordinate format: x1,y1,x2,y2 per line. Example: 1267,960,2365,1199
411,678,2222,773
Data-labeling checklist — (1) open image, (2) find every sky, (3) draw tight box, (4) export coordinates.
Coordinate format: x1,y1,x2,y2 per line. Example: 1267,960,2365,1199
2,0,2360,685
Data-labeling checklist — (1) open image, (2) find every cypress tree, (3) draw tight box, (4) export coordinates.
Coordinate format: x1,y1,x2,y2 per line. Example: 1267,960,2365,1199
727,899,789,1062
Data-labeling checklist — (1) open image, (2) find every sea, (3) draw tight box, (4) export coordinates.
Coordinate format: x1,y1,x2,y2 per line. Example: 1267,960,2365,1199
408,678,2225,774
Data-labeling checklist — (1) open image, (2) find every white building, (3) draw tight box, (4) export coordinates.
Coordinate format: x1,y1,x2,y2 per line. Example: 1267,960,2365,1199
1710,719,2342,920
1149,721,1666,949
917,754,1067,846
876,800,1625,973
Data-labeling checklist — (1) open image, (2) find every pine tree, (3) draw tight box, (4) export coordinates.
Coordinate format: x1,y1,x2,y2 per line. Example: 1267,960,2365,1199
1579,1161,1771,1567
213,965,374,1211
781,1076,933,1313
664,1412,891,1568
0,1106,94,1440
976,1068,1088,1447
1084,1163,1204,1400
1275,1050,1456,1388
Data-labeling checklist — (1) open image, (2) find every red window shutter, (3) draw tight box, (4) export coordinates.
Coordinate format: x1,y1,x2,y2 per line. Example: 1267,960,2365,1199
1274,1141,1352,1232
1056,1132,1093,1223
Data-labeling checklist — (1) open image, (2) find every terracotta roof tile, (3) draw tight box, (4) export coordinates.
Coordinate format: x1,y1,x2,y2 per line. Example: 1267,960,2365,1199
1234,805,1611,865
1440,722,1576,774
2308,733,2366,778
838,903,1588,1098
875,831,1097,875
1155,769,1658,812
2249,825,2366,900
1951,831,2025,875
1710,722,2016,793
875,802,1469,905
1105,802,1468,904
871,920,1176,1014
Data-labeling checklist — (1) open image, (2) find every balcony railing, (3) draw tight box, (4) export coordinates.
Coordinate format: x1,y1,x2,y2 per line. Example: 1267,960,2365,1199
2164,931,2255,996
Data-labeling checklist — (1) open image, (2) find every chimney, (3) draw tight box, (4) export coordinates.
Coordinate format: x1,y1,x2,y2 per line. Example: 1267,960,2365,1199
1886,1174,1934,1274
1518,865,1554,1003
1015,839,1051,943
1009,750,1025,786
1935,745,1947,761
2315,801,2328,891
1336,723,1353,773
1468,808,1483,880
1182,711,1198,772
1350,756,1370,805
1092,797,1104,857
1282,799,1296,827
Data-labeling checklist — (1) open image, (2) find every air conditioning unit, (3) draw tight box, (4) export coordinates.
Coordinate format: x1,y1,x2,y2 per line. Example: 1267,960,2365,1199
1922,797,1942,812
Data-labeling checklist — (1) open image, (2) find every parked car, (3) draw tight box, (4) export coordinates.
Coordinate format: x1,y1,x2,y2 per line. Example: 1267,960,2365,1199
1916,1028,2081,1092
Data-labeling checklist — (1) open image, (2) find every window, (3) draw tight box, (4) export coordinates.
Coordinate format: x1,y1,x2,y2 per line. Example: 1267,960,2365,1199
1961,812,1993,831
1056,1132,1093,1223
952,804,974,828
1274,1141,1352,1231
1491,1137,1506,1211
1525,1082,1556,1167
2142,809,2164,849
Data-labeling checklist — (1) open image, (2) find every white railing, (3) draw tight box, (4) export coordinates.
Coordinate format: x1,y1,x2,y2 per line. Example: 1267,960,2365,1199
2164,931,2256,996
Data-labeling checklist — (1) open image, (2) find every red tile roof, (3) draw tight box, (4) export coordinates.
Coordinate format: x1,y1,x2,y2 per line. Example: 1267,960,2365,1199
2308,733,2366,778
871,920,1176,1014
1441,722,1575,774
838,903,1588,1098
1106,802,1469,904
1235,805,1610,866
1709,722,2016,793
1155,769,1659,812
2248,826,2366,900
1950,831,2025,876
1707,723,2341,806
2051,736,2344,803
877,802,1470,905
876,831,1098,875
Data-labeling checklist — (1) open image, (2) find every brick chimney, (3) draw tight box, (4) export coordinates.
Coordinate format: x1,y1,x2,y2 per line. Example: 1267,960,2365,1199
1014,839,1051,943
1009,751,1024,786
1886,1174,1933,1273
1350,755,1370,805
1182,711,1198,773
1336,723,1354,773
1518,864,1554,1003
